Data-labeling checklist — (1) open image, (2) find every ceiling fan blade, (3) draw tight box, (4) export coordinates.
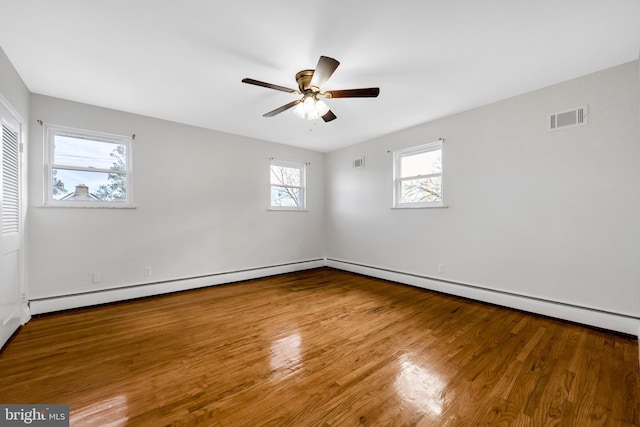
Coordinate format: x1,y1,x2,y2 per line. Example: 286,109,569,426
263,99,302,117
322,110,337,122
310,56,340,90
324,88,380,98
242,78,299,94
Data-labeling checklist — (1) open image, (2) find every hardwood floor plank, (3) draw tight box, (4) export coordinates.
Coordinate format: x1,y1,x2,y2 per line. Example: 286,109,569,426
475,397,521,426
0,268,637,426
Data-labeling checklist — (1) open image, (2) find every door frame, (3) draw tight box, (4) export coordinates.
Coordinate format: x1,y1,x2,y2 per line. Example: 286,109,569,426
0,91,29,349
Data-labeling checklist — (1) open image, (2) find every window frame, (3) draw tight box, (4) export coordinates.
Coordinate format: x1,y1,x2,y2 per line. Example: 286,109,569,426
44,124,134,208
393,140,444,208
269,159,307,211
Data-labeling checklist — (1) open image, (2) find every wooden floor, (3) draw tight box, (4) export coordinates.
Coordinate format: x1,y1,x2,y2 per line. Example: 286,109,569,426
0,268,637,426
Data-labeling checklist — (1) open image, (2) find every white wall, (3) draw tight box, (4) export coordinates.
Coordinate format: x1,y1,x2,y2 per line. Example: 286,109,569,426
0,49,29,120
27,95,325,303
325,61,640,334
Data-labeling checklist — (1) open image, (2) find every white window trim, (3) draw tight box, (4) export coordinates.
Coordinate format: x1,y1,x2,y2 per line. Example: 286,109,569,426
393,140,444,209
269,159,307,211
44,124,134,208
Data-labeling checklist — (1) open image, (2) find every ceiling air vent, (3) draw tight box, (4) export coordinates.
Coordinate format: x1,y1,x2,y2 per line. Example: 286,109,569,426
353,157,365,168
549,106,587,131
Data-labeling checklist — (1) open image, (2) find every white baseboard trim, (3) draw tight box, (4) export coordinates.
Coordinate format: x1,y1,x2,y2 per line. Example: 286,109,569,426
21,304,31,325
30,259,324,315
327,258,640,337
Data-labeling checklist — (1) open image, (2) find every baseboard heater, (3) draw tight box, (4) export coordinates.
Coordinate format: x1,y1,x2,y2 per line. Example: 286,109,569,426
326,258,640,337
29,259,325,316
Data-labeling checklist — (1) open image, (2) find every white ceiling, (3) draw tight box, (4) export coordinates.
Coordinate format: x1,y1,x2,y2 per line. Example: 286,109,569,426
0,1,638,152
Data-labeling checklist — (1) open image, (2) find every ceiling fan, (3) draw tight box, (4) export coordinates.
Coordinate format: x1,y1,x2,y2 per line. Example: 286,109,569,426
242,56,380,122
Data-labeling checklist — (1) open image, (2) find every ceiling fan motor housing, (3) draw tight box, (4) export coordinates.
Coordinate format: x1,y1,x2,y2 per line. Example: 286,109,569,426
296,70,318,93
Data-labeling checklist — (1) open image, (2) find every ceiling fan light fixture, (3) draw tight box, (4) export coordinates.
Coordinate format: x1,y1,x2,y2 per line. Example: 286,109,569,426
316,99,330,116
303,96,316,114
292,102,307,119
293,96,330,120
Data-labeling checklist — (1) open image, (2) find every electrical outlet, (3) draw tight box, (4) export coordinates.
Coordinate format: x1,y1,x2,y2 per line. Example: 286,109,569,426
144,266,153,277
438,264,445,273
92,272,101,284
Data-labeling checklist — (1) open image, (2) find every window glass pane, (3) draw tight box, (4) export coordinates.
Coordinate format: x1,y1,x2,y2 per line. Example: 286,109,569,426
54,134,126,170
400,149,441,177
270,165,301,186
52,168,127,201
271,186,301,207
400,177,442,203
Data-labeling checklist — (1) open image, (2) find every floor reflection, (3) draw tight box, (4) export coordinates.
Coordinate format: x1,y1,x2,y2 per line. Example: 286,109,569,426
71,395,128,427
270,332,302,373
395,355,444,415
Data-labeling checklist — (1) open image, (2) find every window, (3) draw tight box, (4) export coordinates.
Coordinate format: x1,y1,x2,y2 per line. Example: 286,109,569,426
270,160,306,210
393,140,443,208
45,125,133,207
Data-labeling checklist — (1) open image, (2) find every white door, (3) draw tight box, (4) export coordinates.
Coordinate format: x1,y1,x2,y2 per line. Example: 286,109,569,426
0,101,23,349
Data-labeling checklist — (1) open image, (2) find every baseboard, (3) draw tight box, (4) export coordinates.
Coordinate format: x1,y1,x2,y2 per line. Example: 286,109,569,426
327,258,640,337
29,259,324,315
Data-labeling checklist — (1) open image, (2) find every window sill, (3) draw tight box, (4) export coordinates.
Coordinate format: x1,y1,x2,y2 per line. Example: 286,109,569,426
268,208,308,212
391,205,448,210
40,203,137,209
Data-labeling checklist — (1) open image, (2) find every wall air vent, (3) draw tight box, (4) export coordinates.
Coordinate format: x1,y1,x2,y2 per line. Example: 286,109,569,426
353,157,365,168
549,106,587,131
